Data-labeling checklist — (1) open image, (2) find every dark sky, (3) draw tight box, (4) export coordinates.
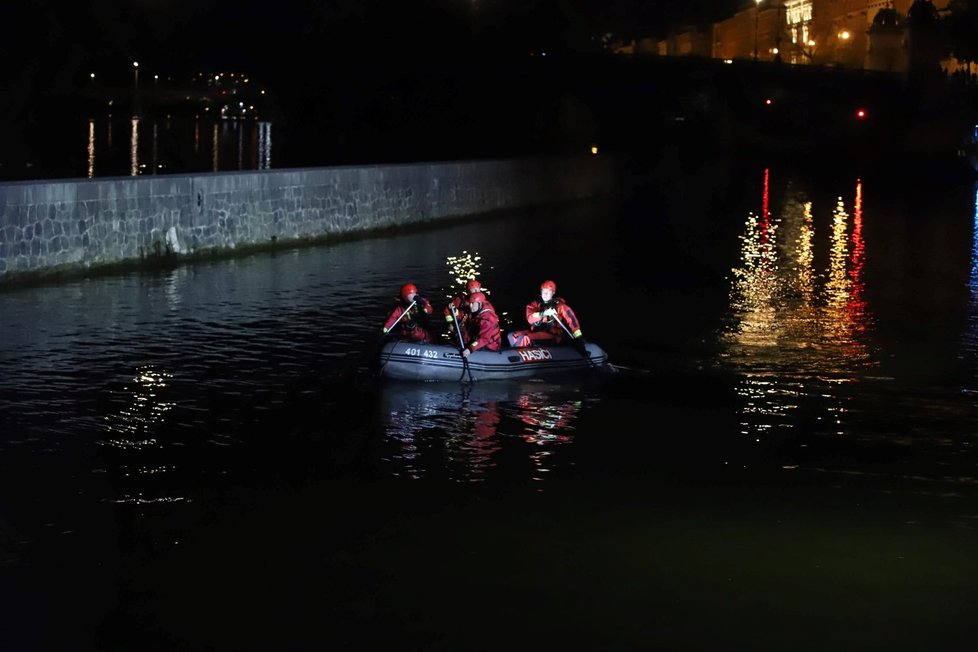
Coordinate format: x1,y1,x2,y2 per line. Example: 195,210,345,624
8,1,736,74
0,0,741,165
3,0,740,114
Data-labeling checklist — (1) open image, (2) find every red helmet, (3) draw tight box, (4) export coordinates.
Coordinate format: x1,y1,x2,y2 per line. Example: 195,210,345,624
466,279,481,293
540,280,557,294
469,291,487,306
400,283,418,301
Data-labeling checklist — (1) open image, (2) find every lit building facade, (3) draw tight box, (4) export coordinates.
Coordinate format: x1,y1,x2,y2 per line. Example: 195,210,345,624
677,0,951,73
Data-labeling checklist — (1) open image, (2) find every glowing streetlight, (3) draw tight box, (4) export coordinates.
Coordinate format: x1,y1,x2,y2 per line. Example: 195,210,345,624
132,61,141,118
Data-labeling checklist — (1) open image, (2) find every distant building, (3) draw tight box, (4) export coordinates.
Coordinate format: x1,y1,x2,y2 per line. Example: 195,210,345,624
654,25,714,58
865,5,906,72
656,0,953,75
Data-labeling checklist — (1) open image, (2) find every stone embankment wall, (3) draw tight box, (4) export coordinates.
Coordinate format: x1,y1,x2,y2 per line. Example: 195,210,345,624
0,156,617,285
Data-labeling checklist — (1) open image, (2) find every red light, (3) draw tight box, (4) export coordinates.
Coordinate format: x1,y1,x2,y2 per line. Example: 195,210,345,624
856,109,867,119
764,98,773,106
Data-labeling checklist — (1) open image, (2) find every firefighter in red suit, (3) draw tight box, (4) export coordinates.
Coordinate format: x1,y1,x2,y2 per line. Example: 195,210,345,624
506,279,583,348
461,291,501,357
383,283,434,342
444,279,490,331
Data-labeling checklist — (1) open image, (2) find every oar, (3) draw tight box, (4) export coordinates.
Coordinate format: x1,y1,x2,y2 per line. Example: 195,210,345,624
551,312,597,368
450,305,473,383
384,299,417,335
375,300,417,373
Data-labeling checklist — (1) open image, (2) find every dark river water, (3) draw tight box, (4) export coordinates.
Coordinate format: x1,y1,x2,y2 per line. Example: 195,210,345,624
3,151,978,651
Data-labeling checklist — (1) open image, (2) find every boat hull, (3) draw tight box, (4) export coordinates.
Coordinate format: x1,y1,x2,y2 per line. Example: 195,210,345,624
377,340,609,382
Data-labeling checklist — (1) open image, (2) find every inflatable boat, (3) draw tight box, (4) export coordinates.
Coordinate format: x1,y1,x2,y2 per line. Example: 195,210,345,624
376,339,609,382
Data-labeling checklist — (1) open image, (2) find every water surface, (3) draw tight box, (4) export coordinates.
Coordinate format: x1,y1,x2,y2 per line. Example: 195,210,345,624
3,153,978,650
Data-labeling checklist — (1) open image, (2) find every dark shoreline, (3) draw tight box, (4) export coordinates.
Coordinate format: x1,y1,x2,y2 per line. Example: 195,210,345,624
3,55,977,184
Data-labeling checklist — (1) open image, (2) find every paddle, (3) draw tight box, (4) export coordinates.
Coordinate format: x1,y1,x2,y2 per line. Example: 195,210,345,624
449,304,473,383
550,310,597,368
374,299,417,374
384,299,417,335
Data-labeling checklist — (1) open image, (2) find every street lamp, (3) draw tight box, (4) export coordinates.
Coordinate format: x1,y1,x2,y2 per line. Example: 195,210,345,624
132,61,140,118
754,0,762,60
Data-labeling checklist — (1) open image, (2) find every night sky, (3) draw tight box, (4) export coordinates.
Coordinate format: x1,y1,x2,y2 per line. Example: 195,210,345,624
6,1,738,88
2,0,740,168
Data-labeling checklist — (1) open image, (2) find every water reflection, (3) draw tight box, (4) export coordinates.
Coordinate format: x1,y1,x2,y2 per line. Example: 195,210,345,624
130,117,139,176
87,120,95,178
101,364,175,447
212,123,219,171
79,114,273,178
723,170,876,442
961,185,978,388
513,392,580,479
380,381,585,484
258,121,272,169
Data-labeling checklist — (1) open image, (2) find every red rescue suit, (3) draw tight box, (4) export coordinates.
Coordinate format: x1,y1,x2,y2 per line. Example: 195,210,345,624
464,303,501,352
383,297,434,342
508,297,582,347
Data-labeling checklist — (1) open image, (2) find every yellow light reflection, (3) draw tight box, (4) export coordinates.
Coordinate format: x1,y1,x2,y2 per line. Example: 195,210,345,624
724,172,876,443
130,117,139,176
445,250,504,327
446,251,482,284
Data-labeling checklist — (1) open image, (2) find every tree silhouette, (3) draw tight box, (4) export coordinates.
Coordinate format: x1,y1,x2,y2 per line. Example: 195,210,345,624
945,0,978,68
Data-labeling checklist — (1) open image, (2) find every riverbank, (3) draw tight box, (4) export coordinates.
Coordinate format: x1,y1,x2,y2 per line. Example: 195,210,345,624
0,156,619,288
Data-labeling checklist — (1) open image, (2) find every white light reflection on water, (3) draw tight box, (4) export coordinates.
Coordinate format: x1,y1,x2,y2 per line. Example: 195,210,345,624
87,120,95,178
106,495,187,505
101,365,175,448
724,171,875,442
258,121,272,169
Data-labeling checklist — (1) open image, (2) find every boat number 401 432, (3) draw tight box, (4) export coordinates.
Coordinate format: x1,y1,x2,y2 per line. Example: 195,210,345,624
405,348,438,358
